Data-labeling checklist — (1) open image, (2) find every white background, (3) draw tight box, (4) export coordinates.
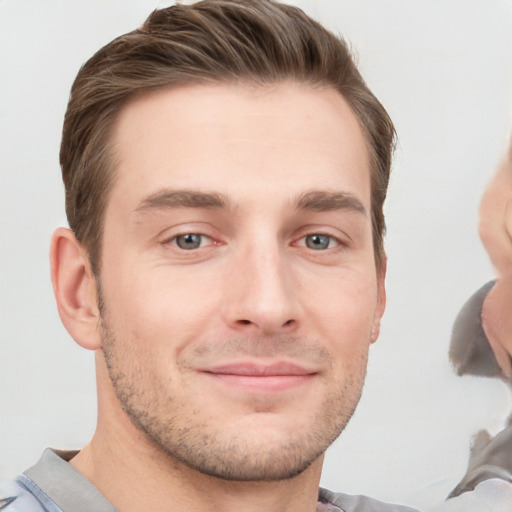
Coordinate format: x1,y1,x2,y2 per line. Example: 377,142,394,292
1,1,511,510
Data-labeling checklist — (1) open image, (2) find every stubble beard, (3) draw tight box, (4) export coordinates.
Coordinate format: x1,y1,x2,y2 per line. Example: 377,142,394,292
100,314,368,482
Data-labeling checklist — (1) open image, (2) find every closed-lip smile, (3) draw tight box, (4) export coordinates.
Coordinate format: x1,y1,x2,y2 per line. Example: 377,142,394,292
200,361,318,392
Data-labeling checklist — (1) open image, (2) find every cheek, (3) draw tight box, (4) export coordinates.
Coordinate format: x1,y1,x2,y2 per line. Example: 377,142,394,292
302,269,378,341
100,262,224,351
300,275,377,384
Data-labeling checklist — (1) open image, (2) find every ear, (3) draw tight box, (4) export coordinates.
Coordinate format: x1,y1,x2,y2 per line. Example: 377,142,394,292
50,227,101,350
370,253,387,344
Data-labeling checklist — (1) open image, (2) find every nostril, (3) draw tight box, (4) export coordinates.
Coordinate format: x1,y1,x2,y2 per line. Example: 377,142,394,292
233,318,297,331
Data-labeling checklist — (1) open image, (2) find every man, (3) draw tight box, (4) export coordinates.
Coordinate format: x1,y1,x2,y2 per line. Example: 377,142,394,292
0,1,510,511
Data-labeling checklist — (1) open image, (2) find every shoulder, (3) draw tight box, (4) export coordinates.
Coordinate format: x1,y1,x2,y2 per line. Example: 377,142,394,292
319,487,419,512
429,479,512,512
0,477,48,511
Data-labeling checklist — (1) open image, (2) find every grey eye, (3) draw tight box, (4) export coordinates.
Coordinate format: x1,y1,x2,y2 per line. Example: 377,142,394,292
175,234,203,250
305,234,332,250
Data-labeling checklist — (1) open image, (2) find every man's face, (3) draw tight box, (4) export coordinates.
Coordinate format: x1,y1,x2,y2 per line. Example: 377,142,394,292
98,82,385,481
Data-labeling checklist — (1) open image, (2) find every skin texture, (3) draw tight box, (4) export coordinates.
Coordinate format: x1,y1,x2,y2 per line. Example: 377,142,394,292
478,148,512,275
51,82,386,512
479,147,512,377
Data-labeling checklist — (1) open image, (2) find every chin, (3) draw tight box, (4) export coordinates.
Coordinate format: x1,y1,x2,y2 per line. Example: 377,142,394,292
134,402,353,482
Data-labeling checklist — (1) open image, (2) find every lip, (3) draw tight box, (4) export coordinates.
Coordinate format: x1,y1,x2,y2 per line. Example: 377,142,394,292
200,361,317,393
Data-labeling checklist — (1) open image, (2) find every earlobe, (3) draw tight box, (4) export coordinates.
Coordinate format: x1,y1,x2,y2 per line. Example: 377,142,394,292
50,228,101,350
370,254,387,344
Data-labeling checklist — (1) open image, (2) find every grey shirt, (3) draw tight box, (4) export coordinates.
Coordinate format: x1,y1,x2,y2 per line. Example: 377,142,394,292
0,449,416,512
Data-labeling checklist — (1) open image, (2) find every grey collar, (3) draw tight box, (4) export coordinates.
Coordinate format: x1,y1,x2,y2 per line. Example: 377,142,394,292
23,448,118,512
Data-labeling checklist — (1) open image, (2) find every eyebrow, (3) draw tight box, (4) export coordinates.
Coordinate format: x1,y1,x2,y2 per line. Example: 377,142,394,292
135,189,230,212
295,190,367,216
134,188,366,216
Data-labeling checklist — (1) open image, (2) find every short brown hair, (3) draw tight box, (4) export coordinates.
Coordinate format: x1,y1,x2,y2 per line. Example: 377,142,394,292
60,0,395,274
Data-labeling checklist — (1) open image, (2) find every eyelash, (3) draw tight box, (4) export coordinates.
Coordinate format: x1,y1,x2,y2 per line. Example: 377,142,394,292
165,233,215,250
297,233,342,251
163,232,343,252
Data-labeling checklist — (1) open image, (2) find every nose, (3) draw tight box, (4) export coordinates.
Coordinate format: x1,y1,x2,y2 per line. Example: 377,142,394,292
222,240,300,335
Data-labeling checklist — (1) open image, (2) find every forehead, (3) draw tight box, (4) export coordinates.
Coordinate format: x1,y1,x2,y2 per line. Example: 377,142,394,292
108,82,370,211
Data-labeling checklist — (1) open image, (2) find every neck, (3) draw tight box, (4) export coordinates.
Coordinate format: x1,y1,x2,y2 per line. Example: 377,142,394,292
70,354,324,512
71,426,323,512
